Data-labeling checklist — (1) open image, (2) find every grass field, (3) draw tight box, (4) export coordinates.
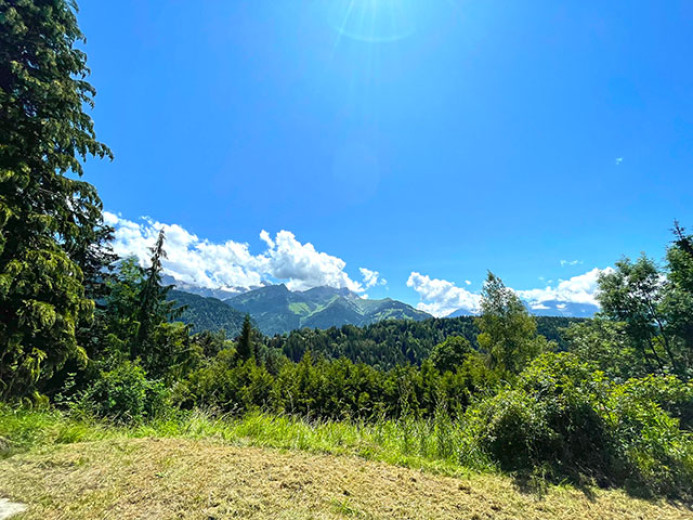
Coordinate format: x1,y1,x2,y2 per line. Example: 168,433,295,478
1,408,691,519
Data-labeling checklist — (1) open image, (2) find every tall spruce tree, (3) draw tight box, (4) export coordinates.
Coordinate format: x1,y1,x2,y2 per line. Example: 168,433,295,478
236,314,255,363
0,0,112,400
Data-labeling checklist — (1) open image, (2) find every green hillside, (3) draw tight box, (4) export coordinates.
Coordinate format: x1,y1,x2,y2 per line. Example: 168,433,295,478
168,289,246,337
266,314,584,368
225,284,431,335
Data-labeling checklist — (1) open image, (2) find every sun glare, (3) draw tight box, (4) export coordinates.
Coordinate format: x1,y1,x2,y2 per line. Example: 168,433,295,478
327,0,418,43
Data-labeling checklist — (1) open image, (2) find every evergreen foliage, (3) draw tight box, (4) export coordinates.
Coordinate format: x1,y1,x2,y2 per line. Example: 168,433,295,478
0,0,112,401
235,315,256,364
263,315,578,370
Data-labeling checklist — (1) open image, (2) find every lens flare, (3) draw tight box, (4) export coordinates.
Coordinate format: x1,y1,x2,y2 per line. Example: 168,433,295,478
327,0,418,43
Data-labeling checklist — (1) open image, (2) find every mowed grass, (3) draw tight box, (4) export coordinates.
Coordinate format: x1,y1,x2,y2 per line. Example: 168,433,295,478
2,438,692,520
0,408,691,519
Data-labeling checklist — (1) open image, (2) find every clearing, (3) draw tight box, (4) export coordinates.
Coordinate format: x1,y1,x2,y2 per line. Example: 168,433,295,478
0,438,690,520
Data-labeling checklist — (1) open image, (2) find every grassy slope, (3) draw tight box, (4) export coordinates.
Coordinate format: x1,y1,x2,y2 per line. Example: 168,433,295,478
2,438,691,520
1,410,691,519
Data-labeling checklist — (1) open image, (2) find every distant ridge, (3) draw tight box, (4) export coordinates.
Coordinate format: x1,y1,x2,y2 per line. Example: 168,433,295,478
226,285,432,336
166,280,432,336
168,289,246,337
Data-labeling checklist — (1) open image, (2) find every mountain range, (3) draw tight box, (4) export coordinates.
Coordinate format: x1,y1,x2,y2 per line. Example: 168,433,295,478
168,283,432,336
167,280,598,337
225,284,432,336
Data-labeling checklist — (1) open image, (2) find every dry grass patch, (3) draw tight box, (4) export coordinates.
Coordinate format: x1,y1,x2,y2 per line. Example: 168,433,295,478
0,438,690,520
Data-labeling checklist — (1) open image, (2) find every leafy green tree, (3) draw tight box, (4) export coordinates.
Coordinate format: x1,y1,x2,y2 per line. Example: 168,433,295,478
476,272,550,376
580,223,693,378
430,336,472,373
597,255,673,373
0,0,112,400
564,318,641,381
662,222,693,374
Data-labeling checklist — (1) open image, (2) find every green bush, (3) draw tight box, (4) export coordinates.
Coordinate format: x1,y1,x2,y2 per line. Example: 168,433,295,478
466,353,693,497
173,351,273,414
80,361,167,422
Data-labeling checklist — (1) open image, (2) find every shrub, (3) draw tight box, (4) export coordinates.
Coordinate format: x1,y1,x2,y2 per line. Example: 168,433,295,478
466,352,693,497
80,361,167,422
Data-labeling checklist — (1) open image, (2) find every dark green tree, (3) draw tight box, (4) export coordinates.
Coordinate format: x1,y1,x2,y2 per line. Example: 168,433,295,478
95,233,195,383
236,314,255,364
430,336,472,373
0,0,112,400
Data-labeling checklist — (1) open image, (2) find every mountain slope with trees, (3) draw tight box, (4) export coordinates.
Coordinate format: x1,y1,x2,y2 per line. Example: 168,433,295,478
225,284,432,335
168,289,246,337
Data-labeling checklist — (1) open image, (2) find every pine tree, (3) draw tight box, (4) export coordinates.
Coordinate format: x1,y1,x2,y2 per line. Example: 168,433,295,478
135,230,178,350
0,0,112,400
236,314,255,363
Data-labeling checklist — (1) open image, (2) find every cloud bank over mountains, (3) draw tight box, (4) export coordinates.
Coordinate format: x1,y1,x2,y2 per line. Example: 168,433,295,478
408,267,614,317
406,273,481,318
104,212,378,294
106,212,612,317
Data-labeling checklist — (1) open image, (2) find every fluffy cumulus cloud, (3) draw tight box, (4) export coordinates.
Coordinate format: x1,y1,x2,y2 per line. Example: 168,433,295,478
406,272,481,317
360,268,386,289
516,267,614,307
407,267,614,317
104,212,376,293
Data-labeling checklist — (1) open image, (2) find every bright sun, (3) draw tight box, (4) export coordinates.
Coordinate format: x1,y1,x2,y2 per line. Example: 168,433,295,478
327,0,419,43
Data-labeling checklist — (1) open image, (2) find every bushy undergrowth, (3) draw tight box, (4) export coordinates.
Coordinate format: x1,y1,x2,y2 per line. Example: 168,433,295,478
464,353,693,497
77,361,169,423
3,355,692,499
173,352,488,421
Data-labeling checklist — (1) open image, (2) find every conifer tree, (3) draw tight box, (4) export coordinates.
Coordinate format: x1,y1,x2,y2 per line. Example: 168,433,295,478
236,314,255,363
0,0,112,400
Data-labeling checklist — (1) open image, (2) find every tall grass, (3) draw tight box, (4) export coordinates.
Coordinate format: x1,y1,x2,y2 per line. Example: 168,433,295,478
0,405,492,476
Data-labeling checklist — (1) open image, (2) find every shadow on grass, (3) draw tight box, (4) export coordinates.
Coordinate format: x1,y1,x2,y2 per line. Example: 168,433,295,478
507,462,693,511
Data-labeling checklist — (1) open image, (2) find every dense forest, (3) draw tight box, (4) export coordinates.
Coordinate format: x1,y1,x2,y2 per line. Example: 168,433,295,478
1,0,693,502
262,315,582,369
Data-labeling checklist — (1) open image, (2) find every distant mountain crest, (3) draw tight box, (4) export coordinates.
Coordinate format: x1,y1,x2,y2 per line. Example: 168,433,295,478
221,284,431,335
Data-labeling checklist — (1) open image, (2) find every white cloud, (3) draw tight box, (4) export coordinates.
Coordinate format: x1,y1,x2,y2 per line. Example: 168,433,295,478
560,259,583,267
465,280,472,286
407,267,615,317
105,212,373,293
360,267,386,289
406,272,481,317
516,267,614,307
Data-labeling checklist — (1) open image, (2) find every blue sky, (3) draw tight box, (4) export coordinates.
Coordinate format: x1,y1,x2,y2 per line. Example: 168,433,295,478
79,1,693,315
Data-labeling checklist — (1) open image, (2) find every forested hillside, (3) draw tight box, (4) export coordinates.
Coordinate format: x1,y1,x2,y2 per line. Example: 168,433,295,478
168,290,246,337
264,315,582,369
